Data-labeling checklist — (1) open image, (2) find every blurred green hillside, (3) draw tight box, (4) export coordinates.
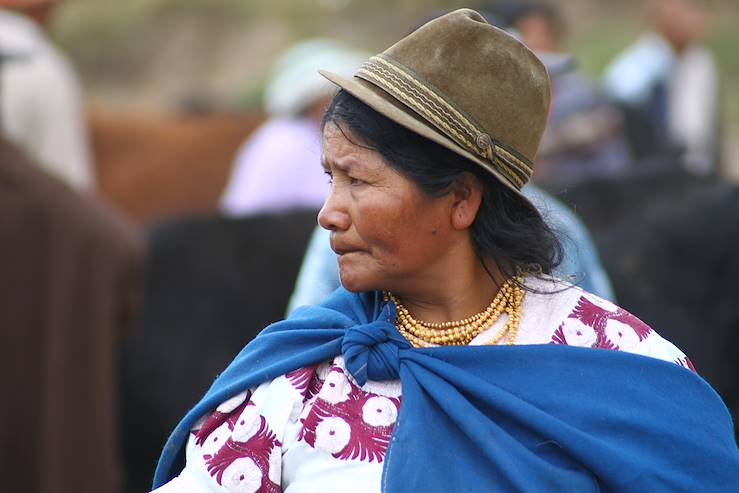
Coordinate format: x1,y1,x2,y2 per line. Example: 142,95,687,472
49,0,738,126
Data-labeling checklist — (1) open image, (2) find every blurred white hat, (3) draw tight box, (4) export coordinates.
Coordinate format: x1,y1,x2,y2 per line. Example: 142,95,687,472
263,38,369,117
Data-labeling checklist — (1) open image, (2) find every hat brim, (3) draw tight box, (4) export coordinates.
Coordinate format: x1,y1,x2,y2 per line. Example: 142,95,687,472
319,69,527,199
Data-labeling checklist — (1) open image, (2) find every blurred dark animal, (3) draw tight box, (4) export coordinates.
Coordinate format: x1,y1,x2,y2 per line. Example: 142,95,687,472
89,111,262,222
560,170,739,436
119,210,317,493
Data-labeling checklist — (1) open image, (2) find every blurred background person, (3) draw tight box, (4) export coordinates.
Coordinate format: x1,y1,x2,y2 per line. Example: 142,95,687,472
486,1,632,191
0,136,142,493
219,38,367,217
2,4,140,492
603,0,720,175
0,0,94,190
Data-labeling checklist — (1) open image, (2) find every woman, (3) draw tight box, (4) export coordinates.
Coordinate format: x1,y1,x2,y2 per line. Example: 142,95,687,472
152,9,738,492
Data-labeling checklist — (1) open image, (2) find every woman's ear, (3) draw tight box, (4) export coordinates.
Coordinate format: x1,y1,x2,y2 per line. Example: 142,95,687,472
450,172,483,230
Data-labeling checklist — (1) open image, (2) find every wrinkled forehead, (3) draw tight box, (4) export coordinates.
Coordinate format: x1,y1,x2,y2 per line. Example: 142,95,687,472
321,122,384,172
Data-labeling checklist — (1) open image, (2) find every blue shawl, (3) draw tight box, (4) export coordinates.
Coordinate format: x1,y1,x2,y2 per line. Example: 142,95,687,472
154,288,739,491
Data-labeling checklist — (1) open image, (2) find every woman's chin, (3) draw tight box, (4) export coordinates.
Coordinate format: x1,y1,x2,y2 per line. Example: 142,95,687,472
339,274,369,293
341,282,365,293
338,267,377,293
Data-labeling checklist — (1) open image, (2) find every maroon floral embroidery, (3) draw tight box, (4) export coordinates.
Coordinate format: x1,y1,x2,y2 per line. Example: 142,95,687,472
551,295,652,350
298,367,401,463
551,325,568,346
193,395,281,493
676,356,698,373
286,366,324,402
194,392,251,447
204,411,282,493
576,296,652,341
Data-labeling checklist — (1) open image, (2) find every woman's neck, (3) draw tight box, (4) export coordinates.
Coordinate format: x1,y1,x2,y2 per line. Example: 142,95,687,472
391,256,507,324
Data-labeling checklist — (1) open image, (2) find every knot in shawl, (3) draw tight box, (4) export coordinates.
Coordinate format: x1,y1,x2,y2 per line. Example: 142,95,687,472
342,302,408,385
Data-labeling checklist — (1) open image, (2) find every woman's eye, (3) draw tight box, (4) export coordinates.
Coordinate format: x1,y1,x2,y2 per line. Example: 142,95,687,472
324,170,333,183
349,177,364,186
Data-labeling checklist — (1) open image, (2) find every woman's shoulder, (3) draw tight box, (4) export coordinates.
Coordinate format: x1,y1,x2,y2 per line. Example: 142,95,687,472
518,276,694,371
174,355,401,492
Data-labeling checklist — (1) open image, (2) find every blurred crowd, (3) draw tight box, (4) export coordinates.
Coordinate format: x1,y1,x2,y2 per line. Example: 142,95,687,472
1,1,737,492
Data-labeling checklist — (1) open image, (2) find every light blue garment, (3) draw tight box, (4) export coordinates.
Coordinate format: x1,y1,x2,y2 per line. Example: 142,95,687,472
602,33,676,106
287,184,614,314
523,185,614,298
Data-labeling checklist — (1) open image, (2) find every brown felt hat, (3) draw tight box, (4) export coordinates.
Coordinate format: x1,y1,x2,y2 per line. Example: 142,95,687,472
320,8,551,195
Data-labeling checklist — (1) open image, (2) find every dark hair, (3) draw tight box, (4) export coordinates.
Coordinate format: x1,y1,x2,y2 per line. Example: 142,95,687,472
323,89,563,283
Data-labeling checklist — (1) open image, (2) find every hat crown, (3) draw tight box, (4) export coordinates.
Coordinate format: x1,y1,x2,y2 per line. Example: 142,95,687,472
383,9,550,165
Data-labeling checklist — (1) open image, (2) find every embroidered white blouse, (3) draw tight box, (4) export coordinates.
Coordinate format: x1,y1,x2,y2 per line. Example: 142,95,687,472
152,279,692,493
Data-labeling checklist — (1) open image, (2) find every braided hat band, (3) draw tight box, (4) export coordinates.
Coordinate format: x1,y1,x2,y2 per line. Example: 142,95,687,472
357,54,533,190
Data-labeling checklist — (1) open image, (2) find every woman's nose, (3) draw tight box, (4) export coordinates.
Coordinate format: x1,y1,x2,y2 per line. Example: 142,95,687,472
318,188,350,232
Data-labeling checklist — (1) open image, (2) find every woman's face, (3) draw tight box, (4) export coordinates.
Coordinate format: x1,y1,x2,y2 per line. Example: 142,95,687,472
318,122,457,293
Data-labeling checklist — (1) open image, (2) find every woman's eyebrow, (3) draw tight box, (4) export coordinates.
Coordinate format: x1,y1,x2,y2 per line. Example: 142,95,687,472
321,157,358,173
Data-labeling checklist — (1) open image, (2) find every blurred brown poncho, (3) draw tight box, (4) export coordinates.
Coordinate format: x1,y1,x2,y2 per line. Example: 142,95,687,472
0,137,143,493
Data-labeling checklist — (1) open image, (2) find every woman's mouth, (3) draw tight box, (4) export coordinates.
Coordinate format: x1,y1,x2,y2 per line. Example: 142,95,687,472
331,240,361,256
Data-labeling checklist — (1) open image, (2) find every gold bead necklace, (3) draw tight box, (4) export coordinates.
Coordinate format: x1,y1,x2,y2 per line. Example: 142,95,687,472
384,276,526,348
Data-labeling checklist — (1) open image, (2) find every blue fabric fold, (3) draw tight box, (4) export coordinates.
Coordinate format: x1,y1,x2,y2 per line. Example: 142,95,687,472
342,302,408,385
154,288,739,492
